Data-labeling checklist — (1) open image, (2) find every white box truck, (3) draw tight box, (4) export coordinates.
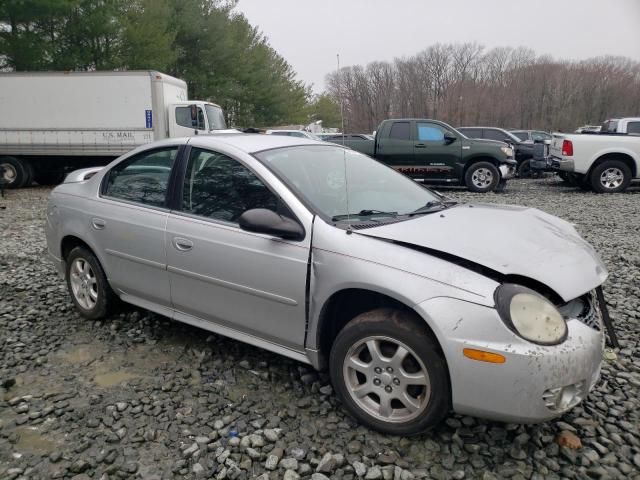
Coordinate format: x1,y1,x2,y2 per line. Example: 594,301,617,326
0,70,231,188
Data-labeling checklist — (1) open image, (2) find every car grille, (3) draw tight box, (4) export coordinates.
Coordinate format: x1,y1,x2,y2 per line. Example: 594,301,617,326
557,290,603,331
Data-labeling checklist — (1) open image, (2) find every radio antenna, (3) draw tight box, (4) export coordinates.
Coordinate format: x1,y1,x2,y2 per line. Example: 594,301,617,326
337,53,350,229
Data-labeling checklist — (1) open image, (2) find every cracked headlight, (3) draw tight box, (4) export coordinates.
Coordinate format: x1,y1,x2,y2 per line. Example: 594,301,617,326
500,146,514,157
495,284,567,345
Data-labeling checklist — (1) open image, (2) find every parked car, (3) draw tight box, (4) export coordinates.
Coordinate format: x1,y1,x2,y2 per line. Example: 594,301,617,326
549,131,640,192
345,119,516,193
509,130,553,144
266,129,321,140
457,127,535,177
46,134,608,434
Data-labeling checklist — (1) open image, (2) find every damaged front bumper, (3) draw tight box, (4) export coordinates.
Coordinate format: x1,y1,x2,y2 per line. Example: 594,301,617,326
416,296,604,423
499,163,516,180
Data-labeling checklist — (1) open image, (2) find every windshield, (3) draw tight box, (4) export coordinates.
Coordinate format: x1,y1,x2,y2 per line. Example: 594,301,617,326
205,104,227,130
255,145,441,220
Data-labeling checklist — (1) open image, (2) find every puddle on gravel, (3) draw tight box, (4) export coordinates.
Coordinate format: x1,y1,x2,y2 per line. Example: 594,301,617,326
59,345,96,364
93,370,141,388
14,426,60,454
54,342,178,388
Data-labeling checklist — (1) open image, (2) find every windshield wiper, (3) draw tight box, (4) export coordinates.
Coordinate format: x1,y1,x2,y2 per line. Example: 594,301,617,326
407,201,452,216
332,209,398,221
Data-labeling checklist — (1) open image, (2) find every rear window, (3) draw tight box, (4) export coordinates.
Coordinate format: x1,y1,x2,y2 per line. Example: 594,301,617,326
601,120,619,133
626,122,640,135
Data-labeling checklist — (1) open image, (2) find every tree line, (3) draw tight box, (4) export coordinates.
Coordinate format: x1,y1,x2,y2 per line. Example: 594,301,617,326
325,43,640,133
0,0,340,127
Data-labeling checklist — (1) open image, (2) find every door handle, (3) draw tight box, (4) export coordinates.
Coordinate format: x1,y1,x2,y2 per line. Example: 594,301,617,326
173,237,194,252
414,143,426,148
91,218,106,230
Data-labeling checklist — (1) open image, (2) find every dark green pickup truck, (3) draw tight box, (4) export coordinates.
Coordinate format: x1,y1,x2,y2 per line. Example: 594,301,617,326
347,119,517,192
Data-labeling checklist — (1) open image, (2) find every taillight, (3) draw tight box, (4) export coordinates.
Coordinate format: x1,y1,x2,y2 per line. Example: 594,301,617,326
562,140,573,156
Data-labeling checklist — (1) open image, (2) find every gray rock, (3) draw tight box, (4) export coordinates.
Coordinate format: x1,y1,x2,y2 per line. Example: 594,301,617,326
353,461,367,477
365,466,383,480
316,453,338,473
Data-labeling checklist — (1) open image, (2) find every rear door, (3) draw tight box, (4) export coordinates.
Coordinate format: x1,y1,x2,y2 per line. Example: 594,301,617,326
93,146,180,307
413,121,461,180
376,121,421,177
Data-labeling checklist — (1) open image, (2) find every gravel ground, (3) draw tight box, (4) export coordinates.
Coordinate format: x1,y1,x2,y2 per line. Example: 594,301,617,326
0,177,639,480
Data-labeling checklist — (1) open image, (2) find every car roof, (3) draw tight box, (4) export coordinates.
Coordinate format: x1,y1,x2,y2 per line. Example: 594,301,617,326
188,133,327,153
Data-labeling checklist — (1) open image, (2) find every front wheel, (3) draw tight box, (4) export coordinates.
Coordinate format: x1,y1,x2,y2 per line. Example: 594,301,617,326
517,159,532,178
65,246,116,319
330,309,450,435
590,160,632,193
464,162,500,193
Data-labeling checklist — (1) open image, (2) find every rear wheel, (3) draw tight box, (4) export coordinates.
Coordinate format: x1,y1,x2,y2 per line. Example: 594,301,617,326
330,308,450,435
464,162,500,193
590,160,632,193
0,156,28,188
65,246,116,320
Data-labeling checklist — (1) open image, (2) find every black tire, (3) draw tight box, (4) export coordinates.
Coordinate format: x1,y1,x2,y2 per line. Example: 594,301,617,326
0,156,28,188
23,162,34,187
464,162,500,193
330,308,450,435
65,246,116,320
590,160,632,193
577,175,593,191
517,159,532,178
557,171,571,184
34,170,66,186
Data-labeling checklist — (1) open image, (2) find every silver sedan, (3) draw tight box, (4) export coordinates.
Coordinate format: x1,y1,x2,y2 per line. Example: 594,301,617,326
45,134,607,434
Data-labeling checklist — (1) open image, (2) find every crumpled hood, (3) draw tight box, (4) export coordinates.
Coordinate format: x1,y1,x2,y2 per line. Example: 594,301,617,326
358,203,607,302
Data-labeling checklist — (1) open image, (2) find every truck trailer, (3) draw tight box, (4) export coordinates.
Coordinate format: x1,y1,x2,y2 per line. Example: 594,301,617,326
0,71,229,188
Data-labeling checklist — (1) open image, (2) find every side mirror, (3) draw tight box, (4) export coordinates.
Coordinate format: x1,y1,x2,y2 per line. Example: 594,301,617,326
238,208,304,241
444,132,457,144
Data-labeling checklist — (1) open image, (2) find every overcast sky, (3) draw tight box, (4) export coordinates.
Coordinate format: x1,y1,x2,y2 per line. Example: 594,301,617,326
235,0,640,93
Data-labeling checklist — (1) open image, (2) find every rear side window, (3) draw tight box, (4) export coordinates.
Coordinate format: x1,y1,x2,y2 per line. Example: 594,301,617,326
483,129,507,141
103,147,178,207
416,122,446,142
511,131,528,141
627,122,640,135
389,122,411,140
181,148,279,223
460,128,481,138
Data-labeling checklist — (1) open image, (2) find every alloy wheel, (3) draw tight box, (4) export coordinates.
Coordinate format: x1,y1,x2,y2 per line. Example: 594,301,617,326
471,168,493,188
69,258,98,310
343,336,431,423
599,168,624,190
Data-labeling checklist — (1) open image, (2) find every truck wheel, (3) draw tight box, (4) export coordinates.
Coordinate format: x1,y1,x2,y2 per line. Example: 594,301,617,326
590,160,632,193
34,170,66,186
517,159,532,178
66,246,116,320
330,308,450,435
465,162,500,193
0,156,28,188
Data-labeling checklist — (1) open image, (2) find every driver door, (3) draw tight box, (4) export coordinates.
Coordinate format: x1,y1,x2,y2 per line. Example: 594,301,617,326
165,147,310,350
169,105,208,137
413,121,461,180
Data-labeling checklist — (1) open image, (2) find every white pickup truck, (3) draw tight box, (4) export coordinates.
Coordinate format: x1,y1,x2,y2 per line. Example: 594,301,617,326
550,118,640,193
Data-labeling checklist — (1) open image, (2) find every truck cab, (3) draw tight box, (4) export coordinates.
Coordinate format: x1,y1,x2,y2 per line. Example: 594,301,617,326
168,101,228,137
